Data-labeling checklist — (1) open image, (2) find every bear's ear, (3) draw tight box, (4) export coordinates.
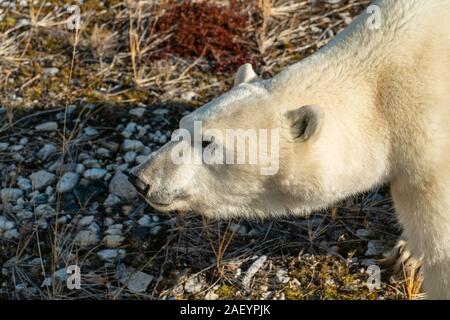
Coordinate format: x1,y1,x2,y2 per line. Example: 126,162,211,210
234,63,259,87
285,105,324,142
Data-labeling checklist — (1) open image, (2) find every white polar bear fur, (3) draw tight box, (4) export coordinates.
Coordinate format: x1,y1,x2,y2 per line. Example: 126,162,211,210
133,0,450,299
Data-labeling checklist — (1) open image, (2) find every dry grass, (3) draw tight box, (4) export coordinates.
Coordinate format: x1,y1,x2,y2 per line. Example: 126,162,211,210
0,0,422,300
0,0,372,108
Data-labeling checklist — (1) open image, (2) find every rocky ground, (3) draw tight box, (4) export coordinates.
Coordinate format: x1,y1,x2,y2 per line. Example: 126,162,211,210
0,102,422,299
0,0,423,300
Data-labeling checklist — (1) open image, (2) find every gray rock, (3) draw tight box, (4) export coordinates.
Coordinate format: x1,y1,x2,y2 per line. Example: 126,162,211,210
121,122,137,139
109,172,137,200
78,215,94,227
104,218,115,227
229,223,248,236
43,67,59,76
74,230,100,248
103,234,125,248
45,186,54,196
29,192,48,204
38,221,49,230
87,222,100,233
58,215,71,224
124,151,137,163
10,145,23,152
35,121,58,132
56,172,79,193
97,249,126,262
12,153,24,162
83,159,100,168
34,204,56,218
0,216,15,230
16,209,33,220
67,105,77,115
47,161,68,173
365,240,384,257
1,188,24,202
41,277,52,287
135,155,148,164
96,147,111,158
105,224,123,235
141,146,152,155
126,271,154,293
328,245,339,254
16,177,32,191
129,108,146,118
247,228,261,237
152,108,169,115
158,135,168,144
369,193,385,202
14,283,28,293
83,127,99,137
205,290,219,300
37,144,57,160
11,204,33,219
104,193,121,207
361,258,377,267
3,228,20,239
136,125,147,137
122,139,144,152
30,170,56,190
184,276,204,294
83,168,107,180
76,164,85,174
54,268,68,281
137,215,152,227
105,172,112,182
356,229,372,239
0,142,9,151
276,268,290,284
150,226,162,236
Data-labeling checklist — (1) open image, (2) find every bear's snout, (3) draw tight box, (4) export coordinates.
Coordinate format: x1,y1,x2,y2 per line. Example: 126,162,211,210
128,165,183,210
128,173,150,194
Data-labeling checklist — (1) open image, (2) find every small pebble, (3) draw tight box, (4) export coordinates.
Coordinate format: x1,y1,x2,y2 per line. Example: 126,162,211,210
35,121,58,132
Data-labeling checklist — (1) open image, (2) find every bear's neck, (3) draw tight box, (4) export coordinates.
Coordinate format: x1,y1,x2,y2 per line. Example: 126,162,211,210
266,0,446,195
270,0,439,102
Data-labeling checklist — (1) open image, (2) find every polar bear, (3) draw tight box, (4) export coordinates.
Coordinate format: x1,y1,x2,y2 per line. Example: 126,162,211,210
129,0,450,299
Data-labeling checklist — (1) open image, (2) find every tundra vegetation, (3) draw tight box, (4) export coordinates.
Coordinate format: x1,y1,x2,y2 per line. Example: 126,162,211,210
0,0,423,299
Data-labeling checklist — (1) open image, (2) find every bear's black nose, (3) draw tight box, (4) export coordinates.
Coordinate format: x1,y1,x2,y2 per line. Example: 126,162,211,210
128,174,149,194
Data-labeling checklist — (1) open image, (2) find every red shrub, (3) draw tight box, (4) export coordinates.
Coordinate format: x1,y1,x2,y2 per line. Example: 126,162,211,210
152,0,252,73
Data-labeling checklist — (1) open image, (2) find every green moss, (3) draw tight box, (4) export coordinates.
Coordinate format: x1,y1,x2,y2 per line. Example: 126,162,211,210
216,284,236,299
290,268,312,284
284,287,303,300
322,287,339,300
5,17,17,27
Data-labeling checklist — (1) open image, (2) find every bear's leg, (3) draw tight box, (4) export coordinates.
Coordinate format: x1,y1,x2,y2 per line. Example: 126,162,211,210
391,179,450,299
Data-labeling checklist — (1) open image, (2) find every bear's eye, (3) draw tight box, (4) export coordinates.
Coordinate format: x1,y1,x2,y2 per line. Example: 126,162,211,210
202,140,212,149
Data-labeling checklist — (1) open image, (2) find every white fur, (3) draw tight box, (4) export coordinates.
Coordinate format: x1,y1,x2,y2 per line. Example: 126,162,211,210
133,0,450,299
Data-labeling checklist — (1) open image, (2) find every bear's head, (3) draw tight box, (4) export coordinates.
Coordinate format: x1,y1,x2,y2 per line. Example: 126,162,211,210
129,63,372,219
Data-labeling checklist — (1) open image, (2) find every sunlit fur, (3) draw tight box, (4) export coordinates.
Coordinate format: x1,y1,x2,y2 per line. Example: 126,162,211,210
132,0,450,299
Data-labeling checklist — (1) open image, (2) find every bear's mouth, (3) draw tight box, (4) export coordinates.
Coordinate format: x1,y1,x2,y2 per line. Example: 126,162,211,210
144,192,190,212
144,199,180,213
147,200,172,207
